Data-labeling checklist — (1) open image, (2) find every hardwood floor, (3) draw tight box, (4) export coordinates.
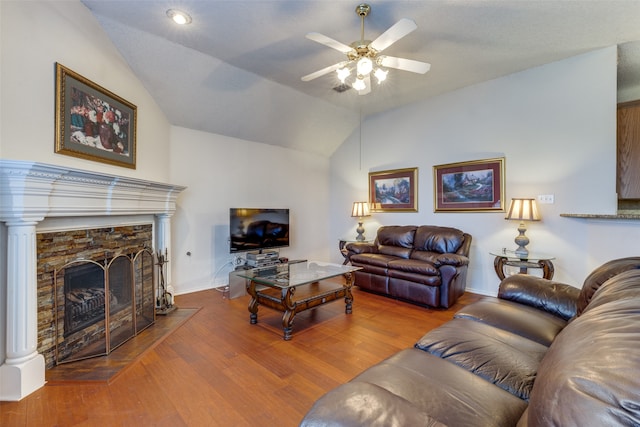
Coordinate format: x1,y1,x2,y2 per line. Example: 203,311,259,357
0,286,483,426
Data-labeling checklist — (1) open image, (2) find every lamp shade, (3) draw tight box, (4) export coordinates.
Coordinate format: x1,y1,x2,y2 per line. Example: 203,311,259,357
351,202,371,218
505,198,541,221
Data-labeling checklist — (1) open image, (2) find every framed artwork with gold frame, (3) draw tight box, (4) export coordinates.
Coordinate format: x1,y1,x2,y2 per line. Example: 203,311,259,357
55,63,137,169
369,167,418,212
433,157,505,212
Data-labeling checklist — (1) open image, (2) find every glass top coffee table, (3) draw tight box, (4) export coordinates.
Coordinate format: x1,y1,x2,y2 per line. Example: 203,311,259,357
238,261,361,340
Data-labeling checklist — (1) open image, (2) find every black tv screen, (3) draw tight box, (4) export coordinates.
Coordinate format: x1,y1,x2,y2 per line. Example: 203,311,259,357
230,208,290,253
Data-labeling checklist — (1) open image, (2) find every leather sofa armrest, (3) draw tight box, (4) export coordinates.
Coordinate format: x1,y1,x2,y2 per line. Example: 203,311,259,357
411,251,469,267
345,241,377,255
498,275,580,321
434,253,469,267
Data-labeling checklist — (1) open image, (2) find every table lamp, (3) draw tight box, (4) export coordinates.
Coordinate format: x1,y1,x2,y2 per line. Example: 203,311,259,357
505,198,541,259
351,201,371,241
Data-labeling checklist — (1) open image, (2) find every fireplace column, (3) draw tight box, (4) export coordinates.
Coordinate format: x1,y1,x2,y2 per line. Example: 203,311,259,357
0,220,45,401
155,213,174,297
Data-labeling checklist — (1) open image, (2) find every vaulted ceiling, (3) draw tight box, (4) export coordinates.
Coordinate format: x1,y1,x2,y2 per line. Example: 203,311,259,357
82,1,640,157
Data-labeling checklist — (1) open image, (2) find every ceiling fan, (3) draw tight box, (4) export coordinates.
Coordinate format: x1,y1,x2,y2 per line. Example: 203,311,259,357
301,3,431,95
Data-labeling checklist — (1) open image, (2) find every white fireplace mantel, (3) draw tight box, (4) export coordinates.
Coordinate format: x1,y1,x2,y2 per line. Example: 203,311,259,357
0,160,185,222
0,160,186,401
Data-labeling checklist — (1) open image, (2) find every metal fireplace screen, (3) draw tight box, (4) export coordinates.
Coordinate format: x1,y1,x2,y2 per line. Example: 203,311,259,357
53,249,155,364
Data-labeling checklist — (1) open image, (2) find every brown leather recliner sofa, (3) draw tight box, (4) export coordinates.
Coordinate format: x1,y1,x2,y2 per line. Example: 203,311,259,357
300,257,640,426
345,225,472,308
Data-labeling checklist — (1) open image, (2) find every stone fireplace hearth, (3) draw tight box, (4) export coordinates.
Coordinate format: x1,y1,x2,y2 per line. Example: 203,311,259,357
0,160,186,401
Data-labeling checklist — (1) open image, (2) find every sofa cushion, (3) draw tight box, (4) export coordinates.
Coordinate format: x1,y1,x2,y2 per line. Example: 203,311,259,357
576,256,640,315
454,298,567,346
349,348,528,426
300,382,446,427
387,269,442,287
413,225,464,254
378,245,412,259
376,225,416,248
415,318,548,401
527,269,640,426
350,253,397,269
387,258,439,276
410,250,470,267
375,225,416,259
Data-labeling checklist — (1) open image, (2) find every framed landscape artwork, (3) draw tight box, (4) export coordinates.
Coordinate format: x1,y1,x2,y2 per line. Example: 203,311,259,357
369,167,418,212
55,63,137,169
433,157,505,212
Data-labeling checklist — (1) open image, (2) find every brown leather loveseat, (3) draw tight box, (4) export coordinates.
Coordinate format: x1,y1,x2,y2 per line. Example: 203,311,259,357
345,225,471,308
300,257,640,426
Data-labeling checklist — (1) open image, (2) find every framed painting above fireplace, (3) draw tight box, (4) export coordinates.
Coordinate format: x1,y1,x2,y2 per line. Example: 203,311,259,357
54,63,137,169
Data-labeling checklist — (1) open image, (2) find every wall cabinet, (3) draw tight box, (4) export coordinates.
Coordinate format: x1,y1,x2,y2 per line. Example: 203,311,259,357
617,100,640,199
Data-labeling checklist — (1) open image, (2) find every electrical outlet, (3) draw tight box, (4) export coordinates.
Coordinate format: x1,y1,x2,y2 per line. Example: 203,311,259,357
537,194,555,204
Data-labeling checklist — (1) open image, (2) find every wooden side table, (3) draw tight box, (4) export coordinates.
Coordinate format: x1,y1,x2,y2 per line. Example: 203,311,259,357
491,250,555,280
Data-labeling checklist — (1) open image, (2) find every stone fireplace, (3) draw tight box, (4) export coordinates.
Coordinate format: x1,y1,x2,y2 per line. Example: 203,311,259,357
0,160,185,400
38,225,155,367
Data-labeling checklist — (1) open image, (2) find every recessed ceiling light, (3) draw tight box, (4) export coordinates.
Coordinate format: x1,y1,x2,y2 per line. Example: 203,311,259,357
166,9,192,25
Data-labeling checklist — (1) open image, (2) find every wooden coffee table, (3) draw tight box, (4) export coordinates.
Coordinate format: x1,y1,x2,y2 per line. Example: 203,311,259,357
239,261,361,340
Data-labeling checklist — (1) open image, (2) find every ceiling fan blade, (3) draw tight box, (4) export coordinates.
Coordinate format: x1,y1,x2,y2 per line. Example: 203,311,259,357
301,62,346,82
369,18,417,52
379,56,431,74
305,32,354,54
358,75,371,96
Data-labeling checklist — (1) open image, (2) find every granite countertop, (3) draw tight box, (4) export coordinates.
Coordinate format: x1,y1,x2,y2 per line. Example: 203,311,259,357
560,212,640,220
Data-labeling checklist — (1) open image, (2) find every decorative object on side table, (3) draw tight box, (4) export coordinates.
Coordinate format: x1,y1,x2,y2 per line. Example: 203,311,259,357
433,157,505,212
156,249,177,315
369,167,418,212
351,201,371,241
505,198,541,258
55,62,137,168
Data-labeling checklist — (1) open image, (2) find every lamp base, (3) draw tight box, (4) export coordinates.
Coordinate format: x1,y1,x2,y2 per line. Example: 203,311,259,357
355,221,365,241
514,246,529,260
514,221,530,259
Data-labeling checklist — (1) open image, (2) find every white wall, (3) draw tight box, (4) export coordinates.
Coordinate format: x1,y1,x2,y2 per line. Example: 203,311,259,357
330,47,635,296
0,0,171,181
168,126,330,295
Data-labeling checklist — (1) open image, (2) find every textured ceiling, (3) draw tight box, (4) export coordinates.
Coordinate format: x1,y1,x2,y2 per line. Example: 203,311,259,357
81,1,640,157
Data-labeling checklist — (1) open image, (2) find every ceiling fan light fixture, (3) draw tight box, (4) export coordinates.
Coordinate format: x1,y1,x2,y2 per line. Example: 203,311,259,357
356,57,373,76
352,77,366,91
302,3,430,95
336,67,351,83
166,9,192,25
374,68,388,83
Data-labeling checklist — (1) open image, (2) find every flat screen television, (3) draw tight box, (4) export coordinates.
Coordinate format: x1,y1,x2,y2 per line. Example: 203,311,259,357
229,208,290,253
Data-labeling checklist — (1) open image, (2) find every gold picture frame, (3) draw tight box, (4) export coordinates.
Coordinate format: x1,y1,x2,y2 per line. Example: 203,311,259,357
433,157,505,212
55,63,137,168
369,167,418,212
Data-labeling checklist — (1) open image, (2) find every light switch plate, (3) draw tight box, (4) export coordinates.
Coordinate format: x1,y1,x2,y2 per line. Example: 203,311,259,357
537,194,555,204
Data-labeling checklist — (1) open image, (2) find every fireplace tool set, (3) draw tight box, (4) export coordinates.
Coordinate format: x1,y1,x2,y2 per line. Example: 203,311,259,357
156,249,176,315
